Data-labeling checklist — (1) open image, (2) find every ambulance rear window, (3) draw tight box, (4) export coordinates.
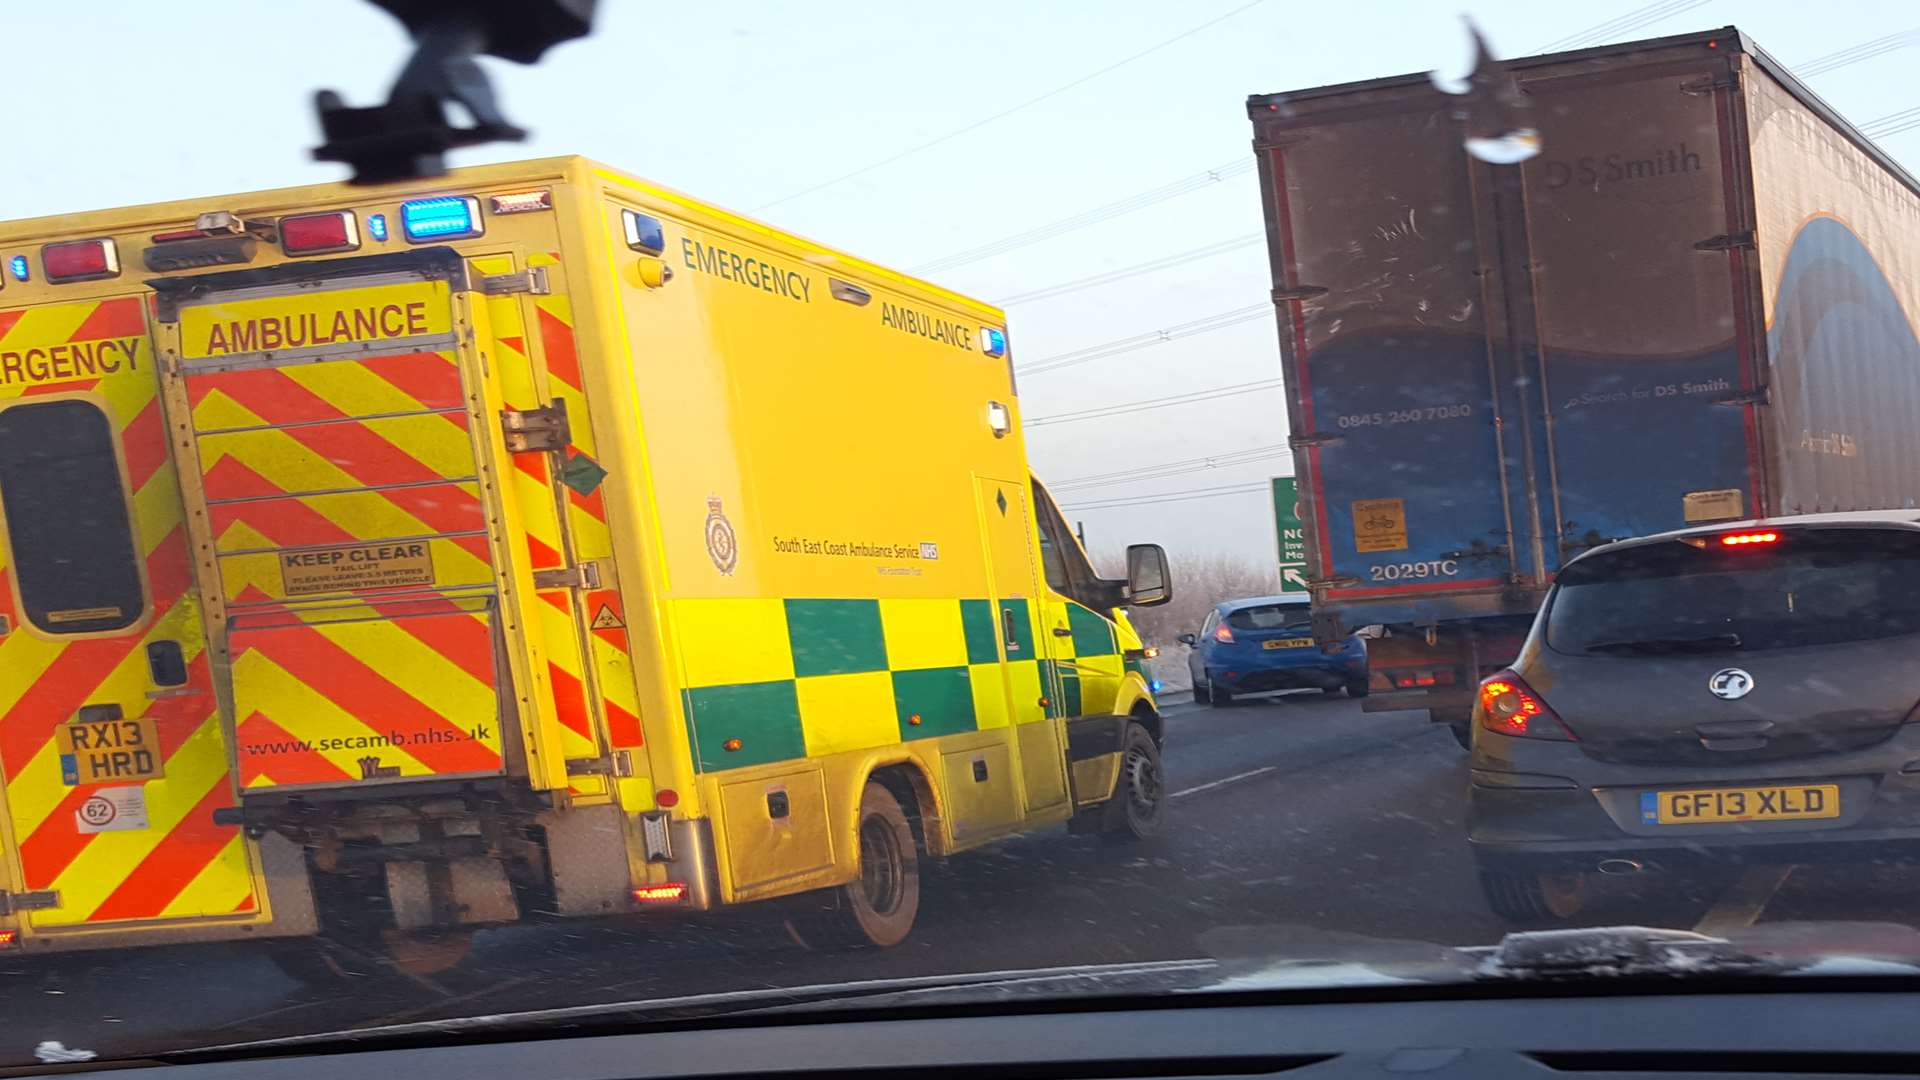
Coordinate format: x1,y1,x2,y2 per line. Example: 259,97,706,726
0,400,145,634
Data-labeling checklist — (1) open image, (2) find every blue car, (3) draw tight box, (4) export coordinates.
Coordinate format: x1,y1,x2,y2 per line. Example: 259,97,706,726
1178,595,1369,705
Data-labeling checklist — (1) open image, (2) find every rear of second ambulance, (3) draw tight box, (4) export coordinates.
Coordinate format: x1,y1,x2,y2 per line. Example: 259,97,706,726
1250,28,1770,732
0,163,663,961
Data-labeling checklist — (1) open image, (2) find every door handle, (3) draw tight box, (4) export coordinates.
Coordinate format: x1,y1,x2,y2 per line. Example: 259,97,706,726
1002,607,1021,652
1052,627,1072,637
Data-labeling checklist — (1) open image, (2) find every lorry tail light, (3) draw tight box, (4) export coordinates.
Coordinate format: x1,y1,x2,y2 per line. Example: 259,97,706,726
1387,667,1459,689
633,883,688,903
1478,670,1575,740
42,239,119,282
280,212,361,255
1213,623,1234,644
400,196,483,241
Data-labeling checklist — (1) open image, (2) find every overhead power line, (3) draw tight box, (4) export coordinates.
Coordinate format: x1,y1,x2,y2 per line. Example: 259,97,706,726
912,159,1256,275
1060,480,1271,513
997,233,1264,306
753,0,1270,212
1026,378,1284,428
1050,443,1293,495
1795,29,1920,76
1019,303,1272,377
1534,0,1710,53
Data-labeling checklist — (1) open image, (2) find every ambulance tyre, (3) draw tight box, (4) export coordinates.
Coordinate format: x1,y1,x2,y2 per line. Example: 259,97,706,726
263,939,376,985
1101,721,1165,843
786,782,920,950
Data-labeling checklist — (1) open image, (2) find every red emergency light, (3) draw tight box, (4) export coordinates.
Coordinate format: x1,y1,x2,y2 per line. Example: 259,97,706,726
280,212,361,256
42,239,119,283
633,883,689,903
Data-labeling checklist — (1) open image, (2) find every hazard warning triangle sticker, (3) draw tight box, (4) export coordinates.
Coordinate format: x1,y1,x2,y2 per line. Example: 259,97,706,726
590,604,625,631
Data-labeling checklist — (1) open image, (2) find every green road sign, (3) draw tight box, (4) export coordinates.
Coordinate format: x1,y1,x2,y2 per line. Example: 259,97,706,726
1271,476,1308,593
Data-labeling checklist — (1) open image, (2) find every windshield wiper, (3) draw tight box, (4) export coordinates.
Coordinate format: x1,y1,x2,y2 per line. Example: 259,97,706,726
1582,632,1743,655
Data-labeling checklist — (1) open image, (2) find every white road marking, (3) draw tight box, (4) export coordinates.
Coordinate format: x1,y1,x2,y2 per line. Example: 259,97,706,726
1694,864,1795,935
1170,766,1279,799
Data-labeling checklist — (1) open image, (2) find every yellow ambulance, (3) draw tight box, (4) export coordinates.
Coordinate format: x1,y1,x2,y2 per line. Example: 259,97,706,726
0,157,1172,971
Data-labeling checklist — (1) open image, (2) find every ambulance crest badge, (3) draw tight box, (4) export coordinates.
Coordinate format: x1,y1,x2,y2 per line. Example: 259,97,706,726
705,496,739,575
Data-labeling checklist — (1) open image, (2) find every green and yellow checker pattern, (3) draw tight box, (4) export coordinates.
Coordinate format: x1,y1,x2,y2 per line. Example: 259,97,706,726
674,596,1120,772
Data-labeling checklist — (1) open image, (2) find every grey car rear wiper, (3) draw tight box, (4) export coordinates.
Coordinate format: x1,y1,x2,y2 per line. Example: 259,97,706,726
1582,632,1743,655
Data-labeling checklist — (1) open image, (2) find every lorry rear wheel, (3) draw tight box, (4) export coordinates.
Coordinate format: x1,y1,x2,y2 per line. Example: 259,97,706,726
1101,722,1165,842
786,782,920,949
1344,677,1370,699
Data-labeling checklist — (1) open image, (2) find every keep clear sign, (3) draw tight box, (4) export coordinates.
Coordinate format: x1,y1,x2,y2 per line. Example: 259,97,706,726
76,786,149,834
58,714,163,785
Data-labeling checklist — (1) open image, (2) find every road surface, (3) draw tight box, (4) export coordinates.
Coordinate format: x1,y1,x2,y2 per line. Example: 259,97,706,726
5,691,1911,1063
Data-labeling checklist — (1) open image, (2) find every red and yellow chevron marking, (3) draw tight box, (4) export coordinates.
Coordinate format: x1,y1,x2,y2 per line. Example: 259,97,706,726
473,255,605,798
525,256,647,786
228,591,503,787
0,297,258,927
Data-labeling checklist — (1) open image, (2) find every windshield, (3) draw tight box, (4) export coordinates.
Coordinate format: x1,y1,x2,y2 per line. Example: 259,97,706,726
9,1,1920,1069
1548,529,1920,653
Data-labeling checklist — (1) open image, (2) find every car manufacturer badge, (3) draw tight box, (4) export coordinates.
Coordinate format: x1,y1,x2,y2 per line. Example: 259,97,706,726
1708,668,1754,700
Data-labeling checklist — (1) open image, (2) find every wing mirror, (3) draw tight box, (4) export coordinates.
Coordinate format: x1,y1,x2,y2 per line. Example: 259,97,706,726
1125,543,1172,607
1176,633,1197,647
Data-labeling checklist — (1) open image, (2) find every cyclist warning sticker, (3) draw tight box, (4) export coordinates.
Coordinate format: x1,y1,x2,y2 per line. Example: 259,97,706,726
281,541,434,596
1352,498,1408,553
75,786,149,834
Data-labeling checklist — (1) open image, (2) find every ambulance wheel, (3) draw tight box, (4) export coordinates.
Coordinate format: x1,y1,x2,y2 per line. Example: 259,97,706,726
380,928,474,977
1101,722,1165,843
262,939,376,985
785,782,920,950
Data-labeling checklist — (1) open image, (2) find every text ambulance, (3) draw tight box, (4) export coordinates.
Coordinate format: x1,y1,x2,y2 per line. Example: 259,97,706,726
0,157,1172,969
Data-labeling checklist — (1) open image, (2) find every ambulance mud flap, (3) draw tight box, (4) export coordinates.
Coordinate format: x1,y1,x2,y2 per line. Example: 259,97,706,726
1065,715,1130,811
150,248,553,798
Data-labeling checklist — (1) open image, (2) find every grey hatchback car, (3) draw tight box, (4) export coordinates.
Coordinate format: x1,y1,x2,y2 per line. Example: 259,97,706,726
1470,511,1920,923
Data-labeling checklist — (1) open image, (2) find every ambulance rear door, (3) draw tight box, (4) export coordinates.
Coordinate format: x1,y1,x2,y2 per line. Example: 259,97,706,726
151,249,570,796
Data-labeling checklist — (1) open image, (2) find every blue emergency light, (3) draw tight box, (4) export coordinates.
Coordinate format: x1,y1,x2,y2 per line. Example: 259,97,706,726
8,256,26,282
400,197,483,242
367,214,389,242
982,327,1008,358
1150,679,1164,693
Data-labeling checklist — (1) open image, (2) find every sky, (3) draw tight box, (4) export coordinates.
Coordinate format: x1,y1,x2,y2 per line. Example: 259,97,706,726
4,0,1915,570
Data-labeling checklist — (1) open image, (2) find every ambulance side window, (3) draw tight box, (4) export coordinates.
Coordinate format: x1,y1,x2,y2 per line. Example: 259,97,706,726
0,400,145,635
1030,479,1123,612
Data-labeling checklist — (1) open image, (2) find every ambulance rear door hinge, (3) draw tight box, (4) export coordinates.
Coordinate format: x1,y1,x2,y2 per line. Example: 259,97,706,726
532,562,602,590
501,401,570,453
0,889,59,915
566,750,634,778
479,267,550,296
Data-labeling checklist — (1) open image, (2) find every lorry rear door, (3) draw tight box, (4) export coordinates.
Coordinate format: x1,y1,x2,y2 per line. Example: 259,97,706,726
152,250,570,795
1517,60,1760,557
0,296,263,931
1261,111,1517,602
